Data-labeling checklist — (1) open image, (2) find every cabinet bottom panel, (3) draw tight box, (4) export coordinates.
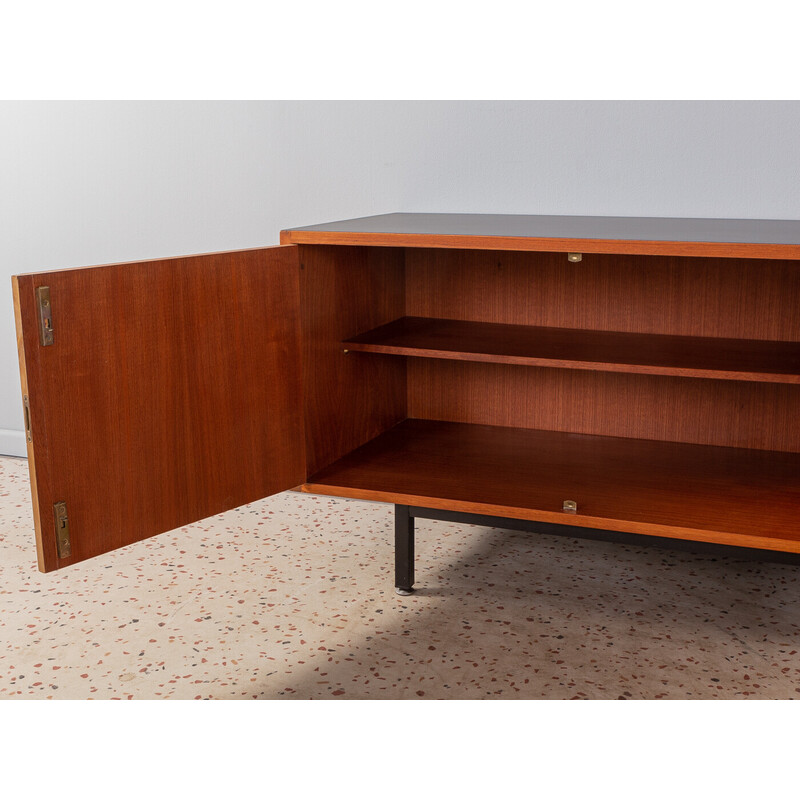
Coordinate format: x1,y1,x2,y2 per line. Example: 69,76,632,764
303,419,800,553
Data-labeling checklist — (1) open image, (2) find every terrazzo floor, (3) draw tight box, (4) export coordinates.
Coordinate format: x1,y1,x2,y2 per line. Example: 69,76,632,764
1,455,800,700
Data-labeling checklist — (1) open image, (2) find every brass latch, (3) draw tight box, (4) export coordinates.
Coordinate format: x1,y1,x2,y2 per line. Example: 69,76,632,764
36,286,54,346
54,501,71,559
567,253,583,263
562,500,578,514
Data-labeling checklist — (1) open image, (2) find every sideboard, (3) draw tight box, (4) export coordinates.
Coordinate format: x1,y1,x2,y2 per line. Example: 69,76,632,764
13,213,800,593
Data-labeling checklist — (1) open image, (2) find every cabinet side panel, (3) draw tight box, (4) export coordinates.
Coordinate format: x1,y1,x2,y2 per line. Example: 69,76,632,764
300,245,406,475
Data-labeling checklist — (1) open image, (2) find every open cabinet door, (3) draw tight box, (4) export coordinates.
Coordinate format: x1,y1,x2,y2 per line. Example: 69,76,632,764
13,246,305,572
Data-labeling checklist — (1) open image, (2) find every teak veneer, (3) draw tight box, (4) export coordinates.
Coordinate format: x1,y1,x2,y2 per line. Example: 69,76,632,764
344,316,800,383
12,213,800,595
305,419,800,553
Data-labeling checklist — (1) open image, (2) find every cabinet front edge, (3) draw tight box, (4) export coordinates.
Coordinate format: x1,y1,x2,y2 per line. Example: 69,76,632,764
280,230,800,260
300,483,800,554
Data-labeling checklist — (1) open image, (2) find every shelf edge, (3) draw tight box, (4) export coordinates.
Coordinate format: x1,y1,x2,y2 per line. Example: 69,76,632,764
342,342,800,384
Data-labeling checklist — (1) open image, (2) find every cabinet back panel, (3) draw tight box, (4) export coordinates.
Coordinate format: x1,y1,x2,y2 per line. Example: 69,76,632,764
300,245,407,475
408,359,800,452
406,247,800,452
406,249,800,341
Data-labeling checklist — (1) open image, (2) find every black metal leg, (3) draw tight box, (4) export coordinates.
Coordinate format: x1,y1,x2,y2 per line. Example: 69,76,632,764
394,504,415,595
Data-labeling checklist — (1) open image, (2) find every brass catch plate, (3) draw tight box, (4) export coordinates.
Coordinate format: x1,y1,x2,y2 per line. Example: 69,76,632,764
36,286,53,346
562,500,578,513
23,395,32,442
54,501,71,559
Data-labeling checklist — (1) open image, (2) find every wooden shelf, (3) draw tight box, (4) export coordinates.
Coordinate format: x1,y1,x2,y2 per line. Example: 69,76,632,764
343,317,800,383
305,419,800,552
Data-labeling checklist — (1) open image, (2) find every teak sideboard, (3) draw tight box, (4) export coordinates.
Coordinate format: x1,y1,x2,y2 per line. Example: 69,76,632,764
12,213,800,593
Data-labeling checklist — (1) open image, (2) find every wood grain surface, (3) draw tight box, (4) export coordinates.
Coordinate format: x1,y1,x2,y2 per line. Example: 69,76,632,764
305,419,800,551
405,249,800,341
344,316,800,383
404,247,800,452
408,359,800,453
299,245,407,475
14,246,306,572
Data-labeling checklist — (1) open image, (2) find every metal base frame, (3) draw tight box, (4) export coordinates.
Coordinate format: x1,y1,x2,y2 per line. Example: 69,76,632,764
393,504,800,595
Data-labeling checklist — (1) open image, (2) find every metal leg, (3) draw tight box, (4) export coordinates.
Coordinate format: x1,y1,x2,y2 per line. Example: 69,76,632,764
394,504,415,595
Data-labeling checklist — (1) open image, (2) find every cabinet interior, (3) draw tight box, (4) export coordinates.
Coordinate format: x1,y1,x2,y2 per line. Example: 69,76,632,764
298,244,800,551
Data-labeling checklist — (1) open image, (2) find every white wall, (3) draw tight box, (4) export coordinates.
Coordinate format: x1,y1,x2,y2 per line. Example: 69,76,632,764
2,100,799,455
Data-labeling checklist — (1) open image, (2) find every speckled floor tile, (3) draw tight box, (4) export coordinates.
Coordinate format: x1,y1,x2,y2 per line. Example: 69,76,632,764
1,455,799,699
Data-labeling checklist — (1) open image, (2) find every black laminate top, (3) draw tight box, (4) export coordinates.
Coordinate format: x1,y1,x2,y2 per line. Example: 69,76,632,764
287,213,800,245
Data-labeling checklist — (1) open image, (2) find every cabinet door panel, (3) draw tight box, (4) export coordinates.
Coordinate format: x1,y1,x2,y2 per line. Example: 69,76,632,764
13,246,305,572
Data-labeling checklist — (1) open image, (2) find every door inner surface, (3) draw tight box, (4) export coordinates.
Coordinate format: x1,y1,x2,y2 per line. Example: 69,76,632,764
13,245,305,572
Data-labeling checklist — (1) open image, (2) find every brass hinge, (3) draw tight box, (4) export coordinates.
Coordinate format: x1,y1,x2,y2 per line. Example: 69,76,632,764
36,286,54,346
54,501,71,559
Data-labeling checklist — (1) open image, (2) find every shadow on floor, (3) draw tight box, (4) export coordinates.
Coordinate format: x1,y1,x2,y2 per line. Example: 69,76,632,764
257,506,800,699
